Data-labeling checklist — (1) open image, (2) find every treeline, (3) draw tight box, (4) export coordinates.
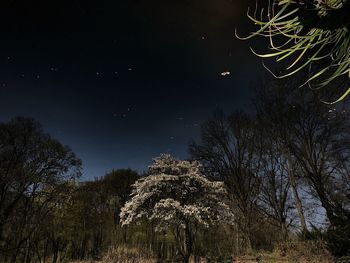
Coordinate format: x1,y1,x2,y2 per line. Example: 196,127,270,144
189,79,350,259
1,78,350,262
0,116,140,262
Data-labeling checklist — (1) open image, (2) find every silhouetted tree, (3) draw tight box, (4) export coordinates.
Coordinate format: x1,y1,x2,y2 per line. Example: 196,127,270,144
254,80,310,236
0,117,81,262
102,169,139,224
256,128,293,241
255,79,350,256
189,111,261,252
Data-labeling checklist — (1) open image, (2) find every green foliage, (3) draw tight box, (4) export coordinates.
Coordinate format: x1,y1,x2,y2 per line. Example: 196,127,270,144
239,0,350,103
0,118,143,263
0,117,81,263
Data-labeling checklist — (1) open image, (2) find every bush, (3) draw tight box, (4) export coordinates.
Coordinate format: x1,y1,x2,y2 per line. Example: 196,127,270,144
324,222,350,258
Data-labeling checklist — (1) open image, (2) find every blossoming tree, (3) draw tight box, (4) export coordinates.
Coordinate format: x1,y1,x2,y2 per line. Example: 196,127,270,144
120,154,234,263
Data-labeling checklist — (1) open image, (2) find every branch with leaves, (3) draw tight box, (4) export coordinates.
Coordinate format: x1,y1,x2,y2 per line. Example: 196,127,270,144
238,0,350,103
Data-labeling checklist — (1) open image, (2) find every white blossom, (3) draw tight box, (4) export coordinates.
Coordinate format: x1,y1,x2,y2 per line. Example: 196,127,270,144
120,154,234,231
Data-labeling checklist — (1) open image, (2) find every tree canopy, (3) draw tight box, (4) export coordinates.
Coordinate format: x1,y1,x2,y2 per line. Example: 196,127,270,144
0,117,82,261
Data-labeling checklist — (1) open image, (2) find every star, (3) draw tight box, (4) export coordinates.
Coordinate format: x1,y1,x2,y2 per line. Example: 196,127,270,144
221,71,231,76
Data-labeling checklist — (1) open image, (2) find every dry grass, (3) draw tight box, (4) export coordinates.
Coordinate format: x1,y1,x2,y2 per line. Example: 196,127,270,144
70,239,335,263
102,245,155,263
69,245,155,263
254,239,335,263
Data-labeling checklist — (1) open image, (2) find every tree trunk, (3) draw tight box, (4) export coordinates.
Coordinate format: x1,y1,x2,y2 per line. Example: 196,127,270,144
287,156,309,235
123,225,127,243
24,238,31,263
52,239,59,263
313,181,339,226
183,222,193,263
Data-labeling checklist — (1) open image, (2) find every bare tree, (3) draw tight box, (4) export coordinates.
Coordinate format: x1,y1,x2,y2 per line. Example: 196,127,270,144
257,128,293,241
254,81,311,235
189,111,261,252
255,78,350,255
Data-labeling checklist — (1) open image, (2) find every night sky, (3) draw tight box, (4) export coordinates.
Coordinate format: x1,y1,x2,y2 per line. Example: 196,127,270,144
0,0,262,179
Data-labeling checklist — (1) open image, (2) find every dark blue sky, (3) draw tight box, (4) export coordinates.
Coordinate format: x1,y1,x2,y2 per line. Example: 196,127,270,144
0,0,262,180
